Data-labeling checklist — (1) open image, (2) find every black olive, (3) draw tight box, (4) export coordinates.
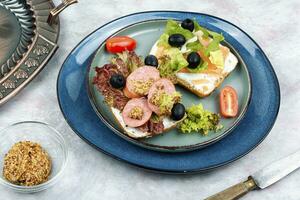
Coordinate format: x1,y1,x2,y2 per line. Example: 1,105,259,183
168,34,186,47
144,55,158,67
187,52,201,69
181,18,194,32
109,74,125,89
171,103,186,121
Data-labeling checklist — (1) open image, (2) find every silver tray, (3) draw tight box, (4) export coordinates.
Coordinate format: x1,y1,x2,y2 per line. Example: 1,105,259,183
0,0,77,105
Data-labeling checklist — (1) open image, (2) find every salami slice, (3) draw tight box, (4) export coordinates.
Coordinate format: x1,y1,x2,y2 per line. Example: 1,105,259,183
125,66,160,97
122,98,152,127
147,79,176,114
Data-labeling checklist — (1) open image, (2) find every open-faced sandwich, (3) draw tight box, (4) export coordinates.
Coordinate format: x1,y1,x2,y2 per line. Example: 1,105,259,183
92,18,240,139
149,19,238,97
93,51,186,138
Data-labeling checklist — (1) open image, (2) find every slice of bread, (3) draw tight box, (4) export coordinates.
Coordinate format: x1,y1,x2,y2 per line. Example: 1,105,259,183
111,107,184,138
150,40,238,98
176,72,224,97
175,52,238,97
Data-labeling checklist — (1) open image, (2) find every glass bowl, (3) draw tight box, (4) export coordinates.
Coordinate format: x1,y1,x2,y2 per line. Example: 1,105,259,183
0,121,68,193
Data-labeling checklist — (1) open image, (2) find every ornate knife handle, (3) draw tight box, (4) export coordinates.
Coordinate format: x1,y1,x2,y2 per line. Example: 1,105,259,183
47,0,78,25
204,177,257,200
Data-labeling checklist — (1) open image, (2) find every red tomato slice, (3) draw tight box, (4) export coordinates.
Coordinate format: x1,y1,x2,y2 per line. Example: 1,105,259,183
220,86,238,118
106,36,136,53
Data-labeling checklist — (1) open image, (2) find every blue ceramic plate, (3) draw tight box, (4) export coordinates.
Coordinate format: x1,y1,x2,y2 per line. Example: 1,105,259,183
87,20,251,152
57,11,280,173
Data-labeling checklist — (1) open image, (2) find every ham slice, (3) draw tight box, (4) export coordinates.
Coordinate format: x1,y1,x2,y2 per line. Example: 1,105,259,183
147,79,176,115
125,66,160,97
122,98,152,128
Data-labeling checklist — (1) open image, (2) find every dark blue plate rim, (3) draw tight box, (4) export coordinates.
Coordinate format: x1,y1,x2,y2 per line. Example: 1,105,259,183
56,11,280,174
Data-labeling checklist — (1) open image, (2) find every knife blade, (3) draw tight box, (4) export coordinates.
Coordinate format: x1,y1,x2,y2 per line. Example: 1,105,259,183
205,149,300,200
252,149,300,189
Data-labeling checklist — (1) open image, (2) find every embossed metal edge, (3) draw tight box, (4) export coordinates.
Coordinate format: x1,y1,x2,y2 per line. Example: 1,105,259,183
0,0,60,106
0,34,39,84
0,33,58,105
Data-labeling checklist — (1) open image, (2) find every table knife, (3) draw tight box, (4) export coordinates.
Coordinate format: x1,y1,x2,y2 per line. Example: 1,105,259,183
205,149,300,200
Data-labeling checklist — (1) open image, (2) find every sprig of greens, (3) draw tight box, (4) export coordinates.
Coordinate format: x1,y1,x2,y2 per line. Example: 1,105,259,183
179,104,223,134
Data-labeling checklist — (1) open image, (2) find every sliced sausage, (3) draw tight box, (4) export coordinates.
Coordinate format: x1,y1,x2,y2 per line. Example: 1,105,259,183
147,78,176,115
123,85,140,98
122,98,152,127
125,66,160,97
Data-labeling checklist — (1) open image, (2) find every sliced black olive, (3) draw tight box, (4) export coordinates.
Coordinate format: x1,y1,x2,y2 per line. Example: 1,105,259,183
181,18,194,32
171,103,186,121
187,52,201,69
109,74,125,89
144,55,158,67
168,34,186,47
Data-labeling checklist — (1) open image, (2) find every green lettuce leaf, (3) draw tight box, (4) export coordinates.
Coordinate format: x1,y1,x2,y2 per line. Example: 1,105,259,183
185,41,204,52
193,20,209,38
204,32,224,56
208,30,224,40
165,20,194,40
158,48,188,79
157,33,171,48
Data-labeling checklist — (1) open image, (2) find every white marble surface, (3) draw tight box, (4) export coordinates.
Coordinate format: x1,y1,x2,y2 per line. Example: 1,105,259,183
1,0,300,199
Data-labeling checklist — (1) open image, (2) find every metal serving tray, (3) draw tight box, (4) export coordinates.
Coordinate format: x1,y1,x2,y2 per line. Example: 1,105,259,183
0,0,77,105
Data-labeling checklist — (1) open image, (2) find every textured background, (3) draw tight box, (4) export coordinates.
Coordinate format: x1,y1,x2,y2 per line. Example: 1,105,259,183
1,0,299,199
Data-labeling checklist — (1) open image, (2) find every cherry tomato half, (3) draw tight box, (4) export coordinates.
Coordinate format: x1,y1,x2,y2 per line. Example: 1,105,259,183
220,86,238,118
106,36,136,53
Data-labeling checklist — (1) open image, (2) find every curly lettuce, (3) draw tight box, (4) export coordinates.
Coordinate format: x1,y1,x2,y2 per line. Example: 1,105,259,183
150,91,182,115
179,104,222,134
111,51,143,75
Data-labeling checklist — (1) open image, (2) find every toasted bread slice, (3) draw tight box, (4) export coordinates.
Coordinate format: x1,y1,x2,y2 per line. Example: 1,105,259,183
176,52,238,97
176,72,224,97
111,108,183,139
150,42,238,97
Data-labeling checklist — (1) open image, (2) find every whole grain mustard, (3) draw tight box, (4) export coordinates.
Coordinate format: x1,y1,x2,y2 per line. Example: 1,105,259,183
3,141,52,186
